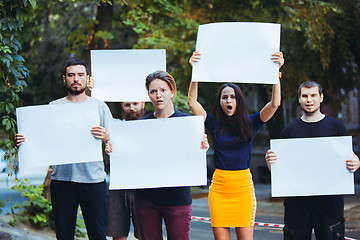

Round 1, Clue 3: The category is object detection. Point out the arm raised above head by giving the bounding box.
[187,51,207,121]
[260,52,284,122]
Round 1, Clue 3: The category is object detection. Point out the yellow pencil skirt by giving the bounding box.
[208,168,256,227]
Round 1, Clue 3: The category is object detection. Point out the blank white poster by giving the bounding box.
[90,49,166,102]
[192,22,280,84]
[16,102,102,167]
[108,116,207,190]
[270,136,354,197]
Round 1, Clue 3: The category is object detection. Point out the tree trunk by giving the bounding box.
[86,0,113,69]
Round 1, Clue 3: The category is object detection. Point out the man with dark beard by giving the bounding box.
[15,58,113,240]
[265,80,360,240]
[121,102,145,121]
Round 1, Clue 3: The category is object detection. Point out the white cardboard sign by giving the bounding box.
[108,116,207,190]
[192,22,280,84]
[270,136,354,197]
[16,102,102,167]
[90,49,166,102]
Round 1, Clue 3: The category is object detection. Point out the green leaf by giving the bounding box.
[2,118,12,131]
[5,102,14,114]
[13,55,25,62]
[28,0,37,9]
[3,58,10,68]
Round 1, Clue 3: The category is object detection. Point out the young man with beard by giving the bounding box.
[265,80,360,240]
[15,58,113,240]
[106,101,145,240]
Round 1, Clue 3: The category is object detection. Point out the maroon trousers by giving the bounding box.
[134,197,192,240]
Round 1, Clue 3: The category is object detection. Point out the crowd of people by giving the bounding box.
[14,49,360,240]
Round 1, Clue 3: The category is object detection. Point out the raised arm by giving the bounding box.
[187,51,207,121]
[259,52,284,122]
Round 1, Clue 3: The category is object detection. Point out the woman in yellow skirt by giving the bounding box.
[187,51,284,240]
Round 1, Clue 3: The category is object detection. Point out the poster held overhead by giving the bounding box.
[90,49,166,102]
[192,22,280,84]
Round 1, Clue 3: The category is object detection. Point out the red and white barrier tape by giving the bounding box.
[191,216,357,240]
[191,216,211,222]
[191,216,285,228]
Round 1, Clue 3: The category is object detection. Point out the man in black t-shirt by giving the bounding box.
[265,80,360,240]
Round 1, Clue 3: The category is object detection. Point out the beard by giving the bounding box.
[66,84,86,95]
[122,109,144,121]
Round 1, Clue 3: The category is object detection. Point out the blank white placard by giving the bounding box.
[16,102,102,167]
[192,22,280,84]
[90,49,166,102]
[108,116,207,190]
[270,136,354,197]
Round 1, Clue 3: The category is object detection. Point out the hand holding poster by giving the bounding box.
[192,22,281,84]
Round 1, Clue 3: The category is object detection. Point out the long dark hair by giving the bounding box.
[212,83,253,143]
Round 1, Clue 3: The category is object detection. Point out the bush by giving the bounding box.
[9,178,53,228]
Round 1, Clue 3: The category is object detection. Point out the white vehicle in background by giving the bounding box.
[0,149,48,187]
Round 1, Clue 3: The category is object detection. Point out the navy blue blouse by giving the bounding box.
[205,112,264,170]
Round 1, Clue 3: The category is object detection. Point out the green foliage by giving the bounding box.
[120,0,199,90]
[2,0,359,139]
[6,178,86,236]
[0,199,5,215]
[173,90,191,114]
[9,179,53,227]
[75,208,87,238]
[0,0,36,169]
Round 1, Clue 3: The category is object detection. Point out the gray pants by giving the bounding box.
[106,190,141,239]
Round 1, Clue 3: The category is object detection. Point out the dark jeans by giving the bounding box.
[50,180,107,240]
[283,195,345,240]
[134,197,192,240]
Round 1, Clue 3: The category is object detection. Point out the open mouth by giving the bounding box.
[227,106,233,110]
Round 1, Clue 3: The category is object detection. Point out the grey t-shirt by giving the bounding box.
[49,96,113,183]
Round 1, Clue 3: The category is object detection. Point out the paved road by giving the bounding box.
[189,193,284,240]
[125,184,360,240]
